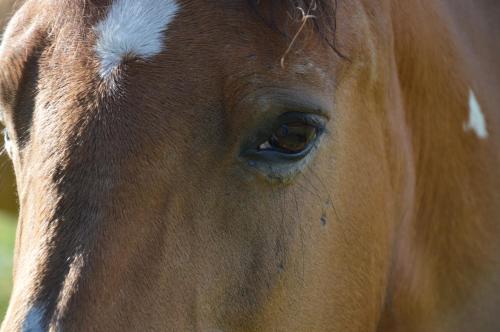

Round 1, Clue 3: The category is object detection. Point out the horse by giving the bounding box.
[0,0,499,331]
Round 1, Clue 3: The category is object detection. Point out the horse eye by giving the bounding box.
[259,123,318,154]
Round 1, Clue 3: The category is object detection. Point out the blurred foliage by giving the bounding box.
[0,211,15,321]
[0,160,17,213]
[1,0,19,215]
[0,0,21,322]
[0,131,18,213]
[0,135,17,322]
[0,141,17,323]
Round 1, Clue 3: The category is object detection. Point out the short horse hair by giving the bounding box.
[247,0,344,58]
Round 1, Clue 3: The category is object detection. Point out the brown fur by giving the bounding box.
[0,0,499,331]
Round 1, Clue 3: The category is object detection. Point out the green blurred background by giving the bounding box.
[0,144,17,320]
[1,0,19,322]
[0,210,16,321]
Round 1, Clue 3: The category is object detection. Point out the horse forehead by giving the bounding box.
[94,0,180,78]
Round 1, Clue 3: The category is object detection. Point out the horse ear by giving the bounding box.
[0,2,47,142]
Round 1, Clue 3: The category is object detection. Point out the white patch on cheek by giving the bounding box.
[464,90,488,139]
[94,0,180,78]
[22,306,45,332]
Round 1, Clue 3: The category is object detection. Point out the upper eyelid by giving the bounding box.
[234,87,333,117]
[275,101,330,120]
[273,112,327,130]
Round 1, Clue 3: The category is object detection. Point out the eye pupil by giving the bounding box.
[277,125,289,137]
[269,123,317,154]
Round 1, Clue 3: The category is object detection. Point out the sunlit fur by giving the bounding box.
[0,0,499,331]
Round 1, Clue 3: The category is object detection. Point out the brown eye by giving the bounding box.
[259,123,318,154]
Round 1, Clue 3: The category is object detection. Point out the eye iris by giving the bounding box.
[270,123,317,153]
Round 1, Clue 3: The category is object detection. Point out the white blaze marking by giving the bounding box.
[464,90,488,139]
[23,306,45,332]
[94,0,180,78]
